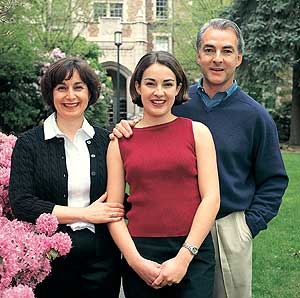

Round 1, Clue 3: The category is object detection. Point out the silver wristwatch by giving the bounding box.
[182,243,198,256]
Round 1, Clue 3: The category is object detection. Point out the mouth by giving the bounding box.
[62,102,80,107]
[151,100,166,105]
[210,67,224,72]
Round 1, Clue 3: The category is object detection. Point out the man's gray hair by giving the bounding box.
[196,18,245,54]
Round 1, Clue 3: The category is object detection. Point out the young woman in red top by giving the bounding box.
[107,51,220,298]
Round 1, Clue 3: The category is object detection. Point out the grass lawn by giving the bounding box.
[252,152,300,298]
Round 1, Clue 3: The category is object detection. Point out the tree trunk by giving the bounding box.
[289,52,300,146]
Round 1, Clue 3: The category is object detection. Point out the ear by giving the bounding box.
[236,54,243,67]
[176,83,182,96]
[196,51,201,66]
[135,81,141,95]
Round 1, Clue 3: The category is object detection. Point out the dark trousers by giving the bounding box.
[122,234,215,298]
[35,227,121,298]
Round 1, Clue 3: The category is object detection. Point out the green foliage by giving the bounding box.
[84,66,112,129]
[19,0,93,52]
[0,0,112,133]
[164,0,232,81]
[1,84,44,135]
[0,16,44,134]
[222,0,300,144]
[268,102,291,143]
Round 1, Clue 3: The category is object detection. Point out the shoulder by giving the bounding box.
[189,83,198,95]
[192,121,211,136]
[107,138,121,158]
[236,88,273,119]
[16,126,44,146]
[93,126,110,145]
[93,126,110,138]
[191,121,215,155]
[232,88,276,128]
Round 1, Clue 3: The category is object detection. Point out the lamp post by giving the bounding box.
[114,30,122,124]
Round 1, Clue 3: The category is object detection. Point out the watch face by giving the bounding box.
[183,243,198,255]
[191,247,198,255]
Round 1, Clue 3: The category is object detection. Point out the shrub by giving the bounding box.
[0,132,72,297]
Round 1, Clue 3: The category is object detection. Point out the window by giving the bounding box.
[110,3,123,17]
[154,36,169,52]
[94,2,123,22]
[94,3,107,20]
[156,0,168,20]
[93,2,123,21]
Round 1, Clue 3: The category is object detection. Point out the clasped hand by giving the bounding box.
[133,255,189,290]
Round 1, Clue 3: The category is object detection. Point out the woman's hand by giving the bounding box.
[131,256,162,287]
[151,252,190,289]
[84,192,124,223]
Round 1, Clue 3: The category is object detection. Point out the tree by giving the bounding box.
[21,0,94,52]
[0,0,112,134]
[223,0,300,145]
[0,3,44,134]
[166,0,232,81]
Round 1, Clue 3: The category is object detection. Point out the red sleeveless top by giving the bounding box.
[118,117,201,237]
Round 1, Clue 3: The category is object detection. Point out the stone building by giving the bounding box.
[80,0,174,122]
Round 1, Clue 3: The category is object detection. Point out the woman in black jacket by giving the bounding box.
[9,57,124,298]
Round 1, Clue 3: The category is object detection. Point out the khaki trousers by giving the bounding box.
[211,211,252,298]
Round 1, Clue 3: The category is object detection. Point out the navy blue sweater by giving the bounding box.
[173,85,288,237]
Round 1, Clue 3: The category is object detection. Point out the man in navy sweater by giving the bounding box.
[112,18,288,298]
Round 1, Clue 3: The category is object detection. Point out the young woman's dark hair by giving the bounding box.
[129,51,189,107]
[41,57,101,110]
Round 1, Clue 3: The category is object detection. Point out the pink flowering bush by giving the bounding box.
[35,213,59,236]
[0,132,17,219]
[2,284,35,298]
[0,132,72,297]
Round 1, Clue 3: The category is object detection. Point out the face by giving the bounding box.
[135,63,181,121]
[53,70,89,121]
[197,28,242,96]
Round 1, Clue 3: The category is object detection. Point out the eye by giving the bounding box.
[223,49,233,54]
[74,85,84,90]
[204,48,214,54]
[163,82,174,87]
[56,85,66,91]
[145,81,155,87]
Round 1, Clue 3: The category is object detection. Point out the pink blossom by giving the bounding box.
[0,167,10,187]
[49,48,66,59]
[0,132,72,296]
[0,215,72,294]
[2,284,34,298]
[36,213,58,236]
[50,232,72,256]
[0,133,16,219]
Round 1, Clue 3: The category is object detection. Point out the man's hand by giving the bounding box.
[109,118,139,140]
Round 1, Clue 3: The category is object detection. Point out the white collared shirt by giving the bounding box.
[44,113,95,233]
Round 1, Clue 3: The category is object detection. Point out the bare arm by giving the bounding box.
[52,192,124,224]
[153,121,220,287]
[106,139,161,286]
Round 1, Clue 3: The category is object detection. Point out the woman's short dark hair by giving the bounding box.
[129,51,189,107]
[40,57,101,110]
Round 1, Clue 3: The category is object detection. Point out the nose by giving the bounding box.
[154,85,164,97]
[66,88,76,100]
[213,50,223,63]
